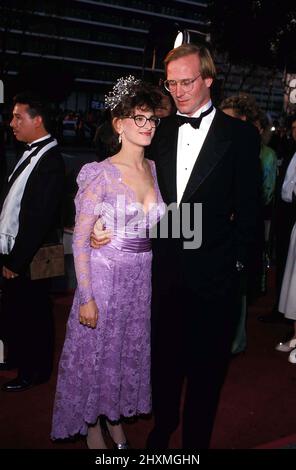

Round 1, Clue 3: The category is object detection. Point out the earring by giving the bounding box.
[118,134,122,144]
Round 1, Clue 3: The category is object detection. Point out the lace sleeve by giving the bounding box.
[73,163,105,304]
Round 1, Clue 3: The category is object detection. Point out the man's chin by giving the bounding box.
[177,104,191,114]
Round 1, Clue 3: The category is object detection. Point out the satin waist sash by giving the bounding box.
[109,235,151,253]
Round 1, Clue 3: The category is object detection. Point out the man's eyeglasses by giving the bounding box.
[163,74,201,93]
[124,115,160,128]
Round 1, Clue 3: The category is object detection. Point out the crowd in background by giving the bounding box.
[1,89,296,350]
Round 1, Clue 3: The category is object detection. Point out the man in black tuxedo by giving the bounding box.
[147,44,261,448]
[0,92,65,391]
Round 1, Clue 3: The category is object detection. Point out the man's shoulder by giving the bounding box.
[37,145,65,172]
[215,109,260,140]
[156,114,176,133]
[151,115,177,151]
[214,108,247,129]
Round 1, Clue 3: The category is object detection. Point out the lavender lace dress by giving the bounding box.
[51,158,164,439]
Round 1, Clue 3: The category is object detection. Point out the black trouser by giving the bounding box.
[1,275,53,381]
[148,275,239,449]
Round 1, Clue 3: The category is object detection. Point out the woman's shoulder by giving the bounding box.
[77,160,109,189]
[146,159,158,183]
[146,158,156,169]
[261,144,277,163]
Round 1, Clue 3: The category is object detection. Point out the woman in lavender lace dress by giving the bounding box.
[51,78,164,448]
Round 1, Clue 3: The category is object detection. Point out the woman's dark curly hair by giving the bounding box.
[94,81,162,156]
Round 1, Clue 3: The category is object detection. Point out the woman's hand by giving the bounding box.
[79,299,99,328]
[90,219,112,249]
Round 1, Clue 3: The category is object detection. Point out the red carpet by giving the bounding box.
[1,270,296,449]
[255,434,296,449]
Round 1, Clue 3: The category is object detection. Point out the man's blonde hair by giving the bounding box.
[164,43,216,80]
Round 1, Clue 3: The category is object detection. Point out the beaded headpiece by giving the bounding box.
[104,75,141,111]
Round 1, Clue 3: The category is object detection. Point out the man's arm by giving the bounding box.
[234,122,262,267]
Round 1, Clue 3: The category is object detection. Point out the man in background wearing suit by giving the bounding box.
[147,44,261,449]
[0,92,65,391]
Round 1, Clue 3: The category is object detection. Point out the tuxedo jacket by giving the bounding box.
[150,109,261,292]
[0,146,65,274]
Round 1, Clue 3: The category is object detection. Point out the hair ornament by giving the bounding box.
[104,75,141,111]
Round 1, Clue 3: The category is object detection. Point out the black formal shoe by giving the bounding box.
[257,312,291,324]
[1,376,47,392]
[0,362,17,371]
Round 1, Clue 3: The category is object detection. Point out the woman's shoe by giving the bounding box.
[104,420,129,449]
[113,441,129,450]
[288,348,296,364]
[275,338,296,352]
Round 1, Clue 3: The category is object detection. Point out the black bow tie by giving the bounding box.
[23,141,42,151]
[176,105,214,129]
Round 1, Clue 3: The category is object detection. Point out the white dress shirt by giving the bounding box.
[176,101,215,206]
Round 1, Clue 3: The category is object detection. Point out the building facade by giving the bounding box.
[0,0,208,110]
[0,0,286,117]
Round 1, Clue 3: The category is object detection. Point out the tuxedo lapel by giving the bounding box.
[181,110,231,204]
[8,148,39,186]
[0,146,41,213]
[0,137,56,214]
